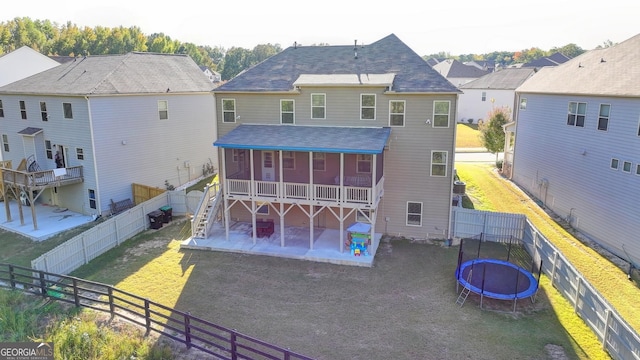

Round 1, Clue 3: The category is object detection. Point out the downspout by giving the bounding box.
[85,96,102,216]
[448,93,459,242]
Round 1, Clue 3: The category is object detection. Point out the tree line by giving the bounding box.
[2,17,611,81]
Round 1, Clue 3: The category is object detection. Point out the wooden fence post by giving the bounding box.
[39,271,47,298]
[8,264,15,288]
[231,331,238,360]
[108,287,115,318]
[72,278,80,307]
[185,312,192,349]
[144,299,151,335]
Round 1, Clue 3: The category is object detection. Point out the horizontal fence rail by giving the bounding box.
[454,208,640,360]
[0,263,315,360]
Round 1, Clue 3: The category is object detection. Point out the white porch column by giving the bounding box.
[279,150,285,247]
[371,154,377,206]
[309,151,314,249]
[250,149,257,243]
[340,152,345,249]
[221,148,230,241]
[280,202,285,247]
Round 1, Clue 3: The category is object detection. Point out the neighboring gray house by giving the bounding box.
[431,59,490,87]
[458,68,536,124]
[210,34,460,249]
[200,66,222,83]
[522,52,571,68]
[0,52,216,222]
[511,33,640,265]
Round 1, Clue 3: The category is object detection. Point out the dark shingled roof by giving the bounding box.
[17,127,43,136]
[459,68,536,90]
[0,52,214,95]
[432,59,491,78]
[214,34,460,94]
[214,124,391,154]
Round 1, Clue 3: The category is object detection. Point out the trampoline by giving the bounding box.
[455,258,538,300]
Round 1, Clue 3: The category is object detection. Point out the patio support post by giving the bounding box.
[221,149,230,241]
[28,189,37,230]
[371,154,377,206]
[309,152,314,250]
[3,187,10,222]
[340,153,345,250]
[280,202,285,247]
[250,149,257,244]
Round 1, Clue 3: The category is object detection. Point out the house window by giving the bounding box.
[597,104,610,131]
[231,149,245,162]
[636,164,640,176]
[610,158,619,170]
[2,134,9,152]
[45,140,53,159]
[312,153,325,171]
[356,209,370,223]
[63,103,73,119]
[623,161,632,173]
[519,98,527,110]
[356,154,372,173]
[282,151,295,170]
[222,99,236,123]
[361,94,376,120]
[406,202,422,226]
[433,101,450,127]
[257,203,269,215]
[40,102,48,121]
[431,151,447,176]
[19,100,27,119]
[0,99,4,117]
[281,99,294,124]
[481,92,486,102]
[158,100,168,120]
[567,101,586,127]
[76,148,84,160]
[311,93,325,119]
[389,100,405,126]
[88,189,96,209]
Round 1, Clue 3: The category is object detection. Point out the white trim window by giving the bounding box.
[19,100,27,119]
[76,148,84,160]
[356,209,371,223]
[406,201,422,226]
[356,154,372,173]
[40,101,48,121]
[158,100,169,120]
[222,99,236,123]
[389,100,405,127]
[281,99,295,124]
[433,101,450,128]
[431,151,447,176]
[88,189,96,209]
[312,152,326,171]
[311,93,325,119]
[257,203,269,215]
[481,92,486,102]
[45,140,53,159]
[231,149,244,163]
[282,151,295,170]
[567,101,586,127]
[0,99,4,117]
[63,102,73,119]
[2,134,9,152]
[360,94,376,120]
[519,98,527,110]
[636,164,640,176]
[610,158,619,170]
[623,161,632,173]
[597,104,610,131]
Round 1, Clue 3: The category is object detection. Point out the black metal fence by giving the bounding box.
[0,263,315,360]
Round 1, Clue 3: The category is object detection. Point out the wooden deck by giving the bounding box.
[1,166,84,191]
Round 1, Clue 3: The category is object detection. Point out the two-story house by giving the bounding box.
[430,59,490,87]
[202,34,460,262]
[0,52,216,227]
[511,33,640,266]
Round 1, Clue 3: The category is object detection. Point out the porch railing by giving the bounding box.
[2,166,83,188]
[225,177,384,205]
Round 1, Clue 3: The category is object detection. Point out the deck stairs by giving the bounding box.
[191,182,222,239]
[456,270,473,307]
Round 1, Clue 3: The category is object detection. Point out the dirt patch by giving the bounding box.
[545,344,569,360]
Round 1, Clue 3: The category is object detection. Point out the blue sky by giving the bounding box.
[3,0,638,56]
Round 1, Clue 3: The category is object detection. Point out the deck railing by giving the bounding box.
[2,166,83,189]
[225,177,384,205]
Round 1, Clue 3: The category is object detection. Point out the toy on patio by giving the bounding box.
[346,222,371,256]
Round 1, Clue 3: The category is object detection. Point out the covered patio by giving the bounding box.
[181,221,383,267]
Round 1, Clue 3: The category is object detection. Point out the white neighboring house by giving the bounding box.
[200,66,221,83]
[458,68,536,124]
[511,33,640,266]
[431,59,490,87]
[0,52,217,222]
[0,46,61,160]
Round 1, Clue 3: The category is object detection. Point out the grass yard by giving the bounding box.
[70,222,609,359]
[456,123,484,148]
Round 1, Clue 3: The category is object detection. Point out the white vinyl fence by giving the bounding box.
[451,207,640,360]
[30,190,197,276]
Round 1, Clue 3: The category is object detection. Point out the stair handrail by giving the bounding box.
[191,181,219,238]
[203,187,223,238]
